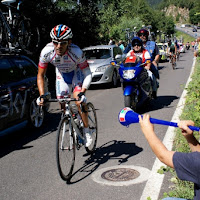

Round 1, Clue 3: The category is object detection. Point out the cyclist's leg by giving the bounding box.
[73,88,89,128]
[71,68,89,128]
[174,50,176,63]
[169,52,172,62]
[72,69,92,147]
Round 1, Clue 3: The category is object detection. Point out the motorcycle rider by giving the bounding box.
[124,29,160,81]
[137,29,160,80]
[126,37,158,99]
[37,24,93,147]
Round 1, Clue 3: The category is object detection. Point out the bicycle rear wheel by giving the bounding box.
[85,102,98,154]
[17,18,40,54]
[56,116,76,181]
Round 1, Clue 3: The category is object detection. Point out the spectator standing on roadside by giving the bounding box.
[108,37,114,45]
[118,40,125,52]
[194,37,200,57]
[139,114,200,200]
[191,41,195,50]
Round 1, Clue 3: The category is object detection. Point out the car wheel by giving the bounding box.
[111,70,118,87]
[28,98,45,128]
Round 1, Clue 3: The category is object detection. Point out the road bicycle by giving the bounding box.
[0,0,40,54]
[168,53,176,70]
[42,93,98,181]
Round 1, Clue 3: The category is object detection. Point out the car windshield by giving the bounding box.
[158,45,164,50]
[84,49,111,59]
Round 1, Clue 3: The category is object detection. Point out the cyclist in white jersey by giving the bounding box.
[37,24,92,147]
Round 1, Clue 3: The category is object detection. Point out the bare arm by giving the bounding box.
[37,67,47,96]
[139,114,175,168]
[154,45,160,64]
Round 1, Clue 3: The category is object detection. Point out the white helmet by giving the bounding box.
[50,24,73,40]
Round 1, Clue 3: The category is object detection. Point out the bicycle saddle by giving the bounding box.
[1,0,16,6]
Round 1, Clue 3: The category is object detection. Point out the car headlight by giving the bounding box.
[123,70,135,79]
[95,65,109,72]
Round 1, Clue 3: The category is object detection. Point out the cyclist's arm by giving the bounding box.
[37,67,47,96]
[81,67,92,92]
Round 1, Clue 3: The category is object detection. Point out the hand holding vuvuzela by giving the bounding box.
[118,107,200,132]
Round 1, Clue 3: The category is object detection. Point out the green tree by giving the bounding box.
[189,2,200,24]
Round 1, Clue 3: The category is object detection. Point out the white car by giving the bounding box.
[82,45,124,87]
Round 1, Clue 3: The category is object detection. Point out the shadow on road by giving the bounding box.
[0,112,61,158]
[67,140,143,184]
[138,95,179,114]
[89,82,121,90]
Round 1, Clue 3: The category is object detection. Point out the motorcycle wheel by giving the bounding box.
[124,95,136,111]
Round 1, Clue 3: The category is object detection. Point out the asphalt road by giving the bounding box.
[0,49,195,200]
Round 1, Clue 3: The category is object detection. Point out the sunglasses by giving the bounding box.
[138,34,146,37]
[133,43,142,47]
[52,40,68,45]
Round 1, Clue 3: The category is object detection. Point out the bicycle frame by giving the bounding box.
[65,107,85,146]
[48,97,85,148]
[0,8,13,42]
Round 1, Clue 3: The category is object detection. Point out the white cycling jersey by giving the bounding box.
[38,42,92,98]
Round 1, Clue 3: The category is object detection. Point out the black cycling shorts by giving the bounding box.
[170,47,175,53]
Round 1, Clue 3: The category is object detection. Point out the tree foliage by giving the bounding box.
[17,0,179,52]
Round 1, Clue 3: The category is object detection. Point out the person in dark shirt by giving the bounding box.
[139,114,200,200]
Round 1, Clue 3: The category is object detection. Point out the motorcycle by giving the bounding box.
[118,56,153,111]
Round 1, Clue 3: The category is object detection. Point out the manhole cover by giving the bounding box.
[92,165,150,186]
[101,168,140,182]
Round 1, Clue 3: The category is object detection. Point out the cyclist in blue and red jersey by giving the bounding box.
[37,24,92,147]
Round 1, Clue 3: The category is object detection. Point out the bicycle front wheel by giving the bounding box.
[85,102,98,154]
[56,116,76,181]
